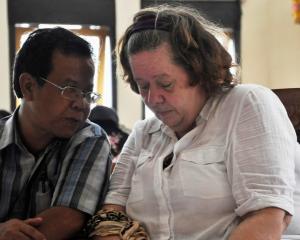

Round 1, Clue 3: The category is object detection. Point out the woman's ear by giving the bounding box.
[19,73,36,101]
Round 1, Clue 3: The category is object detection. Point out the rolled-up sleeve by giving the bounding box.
[228,86,296,217]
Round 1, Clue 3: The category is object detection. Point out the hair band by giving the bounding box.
[128,15,170,37]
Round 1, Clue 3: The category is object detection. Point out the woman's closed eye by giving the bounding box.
[160,82,173,90]
[137,81,173,93]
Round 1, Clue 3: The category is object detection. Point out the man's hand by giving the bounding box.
[0,217,46,240]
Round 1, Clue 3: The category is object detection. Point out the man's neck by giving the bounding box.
[17,105,54,155]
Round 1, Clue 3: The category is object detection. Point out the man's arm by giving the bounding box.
[36,206,87,240]
[229,207,291,240]
[37,130,111,240]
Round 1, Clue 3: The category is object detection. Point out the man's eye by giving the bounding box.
[139,85,149,91]
[63,86,77,93]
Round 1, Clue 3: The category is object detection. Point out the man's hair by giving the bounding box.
[13,27,93,98]
[117,4,238,96]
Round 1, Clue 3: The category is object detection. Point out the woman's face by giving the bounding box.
[129,42,208,138]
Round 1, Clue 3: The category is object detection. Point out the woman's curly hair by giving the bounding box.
[117,4,238,97]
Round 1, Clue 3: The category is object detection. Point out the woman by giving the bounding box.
[87,5,299,240]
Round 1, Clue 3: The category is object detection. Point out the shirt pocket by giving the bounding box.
[179,147,232,199]
[127,150,152,203]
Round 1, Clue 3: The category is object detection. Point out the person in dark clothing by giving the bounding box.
[89,105,129,169]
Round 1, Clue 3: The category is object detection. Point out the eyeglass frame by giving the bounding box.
[38,76,101,104]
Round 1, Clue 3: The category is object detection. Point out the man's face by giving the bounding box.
[129,42,207,138]
[28,50,95,139]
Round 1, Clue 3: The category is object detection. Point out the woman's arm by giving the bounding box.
[228,87,296,239]
[91,123,148,240]
[228,87,296,238]
[229,207,291,240]
[102,204,126,212]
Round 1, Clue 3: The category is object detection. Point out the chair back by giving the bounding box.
[272,88,300,142]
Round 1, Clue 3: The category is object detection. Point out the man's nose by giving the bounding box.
[71,95,89,111]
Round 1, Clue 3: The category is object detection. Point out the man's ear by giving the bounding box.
[19,73,37,101]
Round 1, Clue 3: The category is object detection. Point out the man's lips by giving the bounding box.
[65,117,83,124]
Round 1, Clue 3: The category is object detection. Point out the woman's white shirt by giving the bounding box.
[105,84,298,240]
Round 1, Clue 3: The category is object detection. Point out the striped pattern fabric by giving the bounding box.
[0,112,111,221]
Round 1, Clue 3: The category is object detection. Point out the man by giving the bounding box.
[0,27,111,240]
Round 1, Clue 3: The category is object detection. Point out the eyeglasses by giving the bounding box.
[39,77,101,104]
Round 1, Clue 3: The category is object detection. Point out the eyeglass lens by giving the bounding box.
[62,87,99,103]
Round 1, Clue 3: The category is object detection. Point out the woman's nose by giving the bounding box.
[146,87,164,105]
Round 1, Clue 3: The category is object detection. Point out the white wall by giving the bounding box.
[0,0,142,129]
[0,0,11,111]
[241,0,300,88]
[115,0,142,129]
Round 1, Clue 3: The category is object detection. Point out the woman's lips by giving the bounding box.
[156,110,173,118]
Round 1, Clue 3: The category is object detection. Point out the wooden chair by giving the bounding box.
[272,88,300,143]
[273,89,300,239]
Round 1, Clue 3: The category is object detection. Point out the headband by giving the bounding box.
[127,15,171,37]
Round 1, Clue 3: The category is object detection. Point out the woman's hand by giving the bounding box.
[91,204,126,240]
[93,236,121,240]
